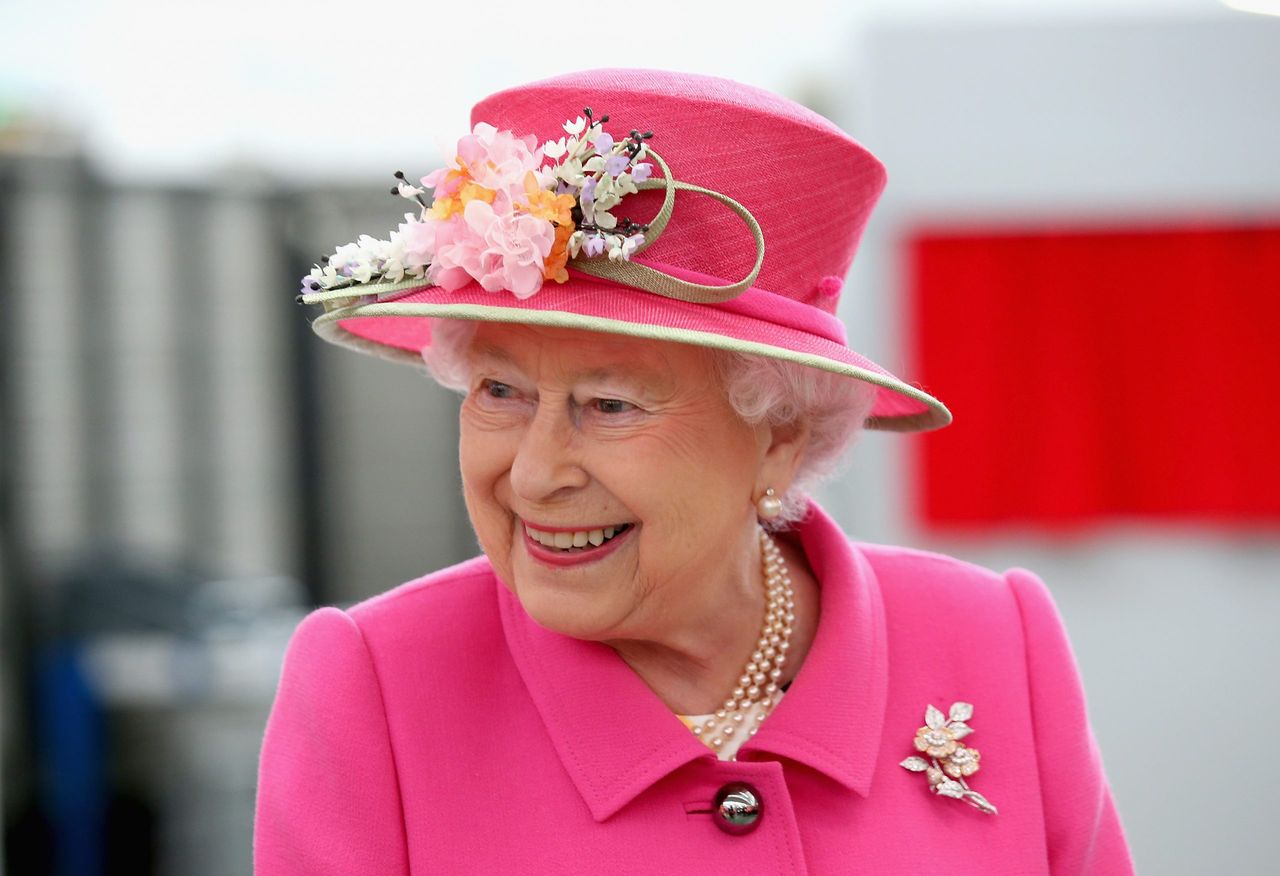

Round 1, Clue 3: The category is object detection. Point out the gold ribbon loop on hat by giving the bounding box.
[569,146,766,304]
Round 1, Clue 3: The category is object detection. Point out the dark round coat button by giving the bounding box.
[713,782,763,835]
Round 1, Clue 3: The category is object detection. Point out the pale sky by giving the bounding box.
[2,0,1225,182]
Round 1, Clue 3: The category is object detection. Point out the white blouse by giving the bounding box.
[674,687,789,761]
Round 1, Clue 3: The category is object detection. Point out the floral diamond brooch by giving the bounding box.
[899,702,998,815]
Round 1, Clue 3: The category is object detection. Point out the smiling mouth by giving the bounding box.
[523,522,634,553]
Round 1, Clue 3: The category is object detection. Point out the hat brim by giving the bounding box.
[307,276,951,433]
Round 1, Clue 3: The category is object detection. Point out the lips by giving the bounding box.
[520,521,635,568]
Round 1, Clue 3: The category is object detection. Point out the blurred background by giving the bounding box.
[2,0,1277,873]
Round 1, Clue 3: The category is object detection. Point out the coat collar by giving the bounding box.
[496,499,889,822]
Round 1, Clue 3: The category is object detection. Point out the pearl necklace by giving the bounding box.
[688,524,795,754]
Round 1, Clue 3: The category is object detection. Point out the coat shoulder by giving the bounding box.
[849,540,1036,652]
[334,553,503,655]
[853,540,1009,602]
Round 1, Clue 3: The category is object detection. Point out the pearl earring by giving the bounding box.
[756,487,782,519]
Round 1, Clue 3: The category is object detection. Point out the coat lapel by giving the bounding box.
[735,500,889,797]
[497,582,712,822]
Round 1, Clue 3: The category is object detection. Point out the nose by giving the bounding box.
[508,395,589,503]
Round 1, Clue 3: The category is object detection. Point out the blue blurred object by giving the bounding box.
[33,640,106,876]
[27,545,305,875]
[30,547,206,876]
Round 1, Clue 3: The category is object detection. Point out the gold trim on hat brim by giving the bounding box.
[309,300,952,433]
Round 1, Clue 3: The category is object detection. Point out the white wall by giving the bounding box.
[818,13,1280,874]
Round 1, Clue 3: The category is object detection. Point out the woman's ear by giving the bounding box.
[754,417,811,496]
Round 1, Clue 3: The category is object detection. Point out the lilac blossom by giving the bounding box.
[631,161,653,182]
[605,154,630,176]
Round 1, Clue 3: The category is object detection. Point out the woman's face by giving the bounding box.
[457,322,801,643]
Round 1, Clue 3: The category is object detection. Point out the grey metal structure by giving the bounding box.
[0,152,473,875]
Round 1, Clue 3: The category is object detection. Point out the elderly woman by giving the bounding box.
[254,69,1134,874]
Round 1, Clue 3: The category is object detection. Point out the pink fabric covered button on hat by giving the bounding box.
[296,67,951,432]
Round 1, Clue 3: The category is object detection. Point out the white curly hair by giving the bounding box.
[421,318,877,530]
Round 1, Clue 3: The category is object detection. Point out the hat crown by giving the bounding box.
[471,68,887,313]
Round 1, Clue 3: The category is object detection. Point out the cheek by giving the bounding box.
[602,424,757,534]
[458,418,518,545]
[459,406,517,483]
[644,415,758,489]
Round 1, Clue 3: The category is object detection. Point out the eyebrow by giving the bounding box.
[470,345,668,390]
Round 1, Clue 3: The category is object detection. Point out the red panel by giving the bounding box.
[907,221,1280,530]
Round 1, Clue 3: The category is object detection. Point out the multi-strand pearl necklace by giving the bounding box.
[688,524,795,755]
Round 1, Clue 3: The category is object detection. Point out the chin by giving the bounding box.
[508,562,623,642]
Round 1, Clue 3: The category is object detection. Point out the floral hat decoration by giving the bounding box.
[295,68,951,432]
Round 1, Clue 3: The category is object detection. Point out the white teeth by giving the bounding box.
[524,523,629,551]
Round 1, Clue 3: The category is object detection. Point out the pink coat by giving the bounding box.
[253,501,1134,873]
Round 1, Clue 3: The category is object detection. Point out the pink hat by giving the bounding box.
[297,68,950,432]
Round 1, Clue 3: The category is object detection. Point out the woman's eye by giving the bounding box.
[472,380,525,410]
[482,380,516,399]
[593,398,635,414]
